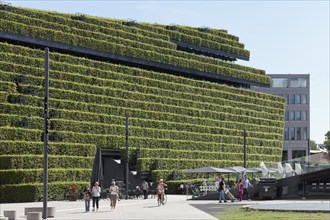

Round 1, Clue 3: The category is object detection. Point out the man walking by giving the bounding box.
[243,174,253,200]
[218,176,227,203]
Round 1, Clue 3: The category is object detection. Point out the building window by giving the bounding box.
[284,127,289,140]
[295,94,301,104]
[282,94,289,104]
[284,111,289,121]
[290,95,295,104]
[282,150,288,161]
[295,111,301,121]
[292,150,306,159]
[290,127,295,141]
[301,94,307,104]
[303,127,308,140]
[301,111,307,121]
[290,78,307,88]
[272,78,288,88]
[290,111,295,121]
[297,127,302,141]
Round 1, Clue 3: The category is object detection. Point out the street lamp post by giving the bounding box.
[42,47,49,220]
[125,113,129,199]
[243,128,247,168]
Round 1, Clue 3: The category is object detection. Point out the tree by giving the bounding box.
[324,131,330,151]
[309,140,318,150]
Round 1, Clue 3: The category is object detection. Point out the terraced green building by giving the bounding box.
[0,5,285,202]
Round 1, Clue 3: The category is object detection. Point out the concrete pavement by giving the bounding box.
[1,196,329,220]
[0,195,217,220]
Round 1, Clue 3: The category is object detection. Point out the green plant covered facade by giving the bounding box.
[0,5,285,202]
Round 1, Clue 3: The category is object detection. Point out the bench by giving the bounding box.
[0,216,9,220]
[3,210,16,220]
[27,212,41,220]
[24,207,55,218]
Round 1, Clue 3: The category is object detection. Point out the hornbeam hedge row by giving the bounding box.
[0,140,96,156]
[7,92,283,128]
[0,42,278,102]
[8,6,170,40]
[0,114,282,143]
[0,182,87,203]
[0,102,283,135]
[10,6,246,54]
[0,6,285,201]
[0,11,177,50]
[0,59,281,114]
[0,168,91,185]
[0,154,93,169]
[16,82,283,123]
[0,20,270,84]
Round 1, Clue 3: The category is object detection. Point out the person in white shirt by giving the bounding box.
[141,180,149,199]
[243,174,253,200]
[91,182,101,211]
[109,181,119,211]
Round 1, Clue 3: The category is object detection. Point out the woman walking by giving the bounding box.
[92,182,101,211]
[83,184,92,212]
[109,181,119,211]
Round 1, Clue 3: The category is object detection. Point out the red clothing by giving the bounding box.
[238,182,244,201]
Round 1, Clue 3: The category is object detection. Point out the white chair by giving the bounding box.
[295,163,302,175]
[277,162,286,178]
[285,163,295,177]
[260,161,270,178]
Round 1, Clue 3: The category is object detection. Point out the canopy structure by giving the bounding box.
[225,166,246,173]
[185,167,235,174]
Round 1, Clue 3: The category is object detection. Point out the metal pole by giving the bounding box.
[125,113,129,199]
[43,48,49,219]
[307,138,310,173]
[243,128,246,168]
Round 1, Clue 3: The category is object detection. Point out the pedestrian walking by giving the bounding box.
[92,182,101,211]
[243,174,253,200]
[141,180,149,199]
[83,184,92,212]
[109,181,119,211]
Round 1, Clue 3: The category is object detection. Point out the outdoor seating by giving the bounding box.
[26,212,41,220]
[3,210,16,220]
[24,207,55,218]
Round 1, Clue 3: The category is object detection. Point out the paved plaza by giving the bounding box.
[1,195,329,220]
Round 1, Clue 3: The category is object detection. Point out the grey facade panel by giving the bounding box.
[252,74,310,160]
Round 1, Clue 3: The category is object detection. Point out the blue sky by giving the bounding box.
[6,0,330,143]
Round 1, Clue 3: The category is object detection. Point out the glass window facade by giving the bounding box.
[284,127,289,140]
[301,94,307,104]
[301,111,307,121]
[282,150,288,161]
[290,95,295,104]
[290,127,295,141]
[303,127,308,140]
[292,150,306,159]
[284,111,289,121]
[290,111,295,121]
[290,78,307,88]
[295,94,301,104]
[295,111,301,121]
[297,127,302,140]
[272,78,288,87]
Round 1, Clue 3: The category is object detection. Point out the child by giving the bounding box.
[238,179,244,201]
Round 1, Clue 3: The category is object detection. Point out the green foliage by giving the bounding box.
[0,140,96,156]
[0,18,270,84]
[0,168,91,184]
[324,131,330,151]
[0,42,283,104]
[0,154,93,169]
[0,182,87,203]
